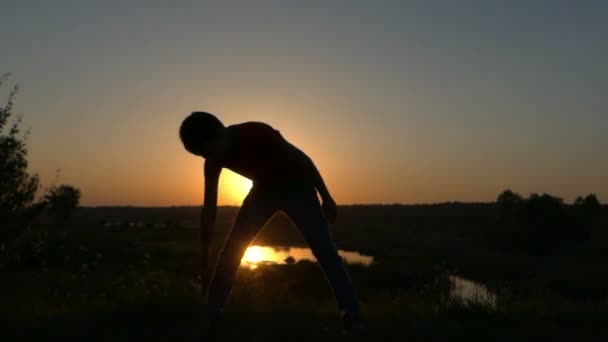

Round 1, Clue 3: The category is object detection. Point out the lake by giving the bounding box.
[240,245,374,269]
[240,245,496,306]
[449,275,497,306]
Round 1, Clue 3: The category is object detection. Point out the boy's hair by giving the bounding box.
[179,112,225,155]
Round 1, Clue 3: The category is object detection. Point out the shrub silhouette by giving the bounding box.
[497,190,602,252]
[44,184,81,223]
[0,74,39,237]
[571,194,601,241]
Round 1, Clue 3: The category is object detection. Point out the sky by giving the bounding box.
[1,1,607,206]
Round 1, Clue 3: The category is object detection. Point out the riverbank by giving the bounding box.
[1,205,607,340]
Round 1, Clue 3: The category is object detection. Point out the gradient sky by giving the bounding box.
[1,1,607,206]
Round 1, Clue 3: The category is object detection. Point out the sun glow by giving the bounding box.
[241,246,296,269]
[242,246,265,263]
[241,246,274,269]
[219,169,253,205]
[240,245,375,269]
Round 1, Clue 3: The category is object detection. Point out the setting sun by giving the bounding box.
[241,246,271,269]
[219,169,253,205]
[242,246,264,263]
[240,246,291,269]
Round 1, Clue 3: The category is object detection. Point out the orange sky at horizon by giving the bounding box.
[24,100,606,207]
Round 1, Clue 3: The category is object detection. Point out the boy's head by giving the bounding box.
[180,112,225,157]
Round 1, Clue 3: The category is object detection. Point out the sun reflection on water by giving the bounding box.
[240,245,373,269]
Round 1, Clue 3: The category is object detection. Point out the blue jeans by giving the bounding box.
[206,183,360,317]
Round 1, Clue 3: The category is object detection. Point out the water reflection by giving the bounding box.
[449,275,497,306]
[241,245,374,269]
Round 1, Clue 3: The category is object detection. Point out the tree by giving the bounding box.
[581,194,600,212]
[496,189,524,220]
[523,193,567,245]
[44,184,81,223]
[497,189,524,205]
[495,189,589,252]
[0,74,39,226]
[573,194,601,240]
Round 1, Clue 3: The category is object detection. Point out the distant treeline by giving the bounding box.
[71,202,503,231]
[65,194,606,254]
[497,190,603,253]
[72,199,606,230]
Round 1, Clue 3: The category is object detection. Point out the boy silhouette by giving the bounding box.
[179,112,360,332]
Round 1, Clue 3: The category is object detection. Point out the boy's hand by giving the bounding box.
[322,197,338,224]
[200,207,214,294]
[200,248,211,295]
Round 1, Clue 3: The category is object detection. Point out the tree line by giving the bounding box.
[497,189,602,252]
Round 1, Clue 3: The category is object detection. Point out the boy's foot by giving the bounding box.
[341,311,365,334]
[204,309,223,340]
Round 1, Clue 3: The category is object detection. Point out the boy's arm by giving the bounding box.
[296,150,338,223]
[200,160,221,287]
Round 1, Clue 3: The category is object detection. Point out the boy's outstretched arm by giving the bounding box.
[295,149,337,223]
[313,164,338,223]
[200,160,221,290]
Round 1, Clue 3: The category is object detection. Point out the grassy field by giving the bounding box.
[1,205,608,341]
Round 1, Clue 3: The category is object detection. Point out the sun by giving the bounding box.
[242,246,264,264]
[219,169,253,205]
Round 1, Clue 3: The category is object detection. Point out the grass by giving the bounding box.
[1,214,607,341]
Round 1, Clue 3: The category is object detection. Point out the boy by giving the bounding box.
[179,112,360,332]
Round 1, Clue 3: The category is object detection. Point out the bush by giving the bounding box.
[496,190,602,252]
[0,74,39,236]
[44,184,81,223]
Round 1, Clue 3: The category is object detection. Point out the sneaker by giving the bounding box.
[341,311,361,333]
[204,309,223,340]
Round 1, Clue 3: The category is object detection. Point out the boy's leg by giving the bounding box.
[206,188,277,316]
[283,188,360,319]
